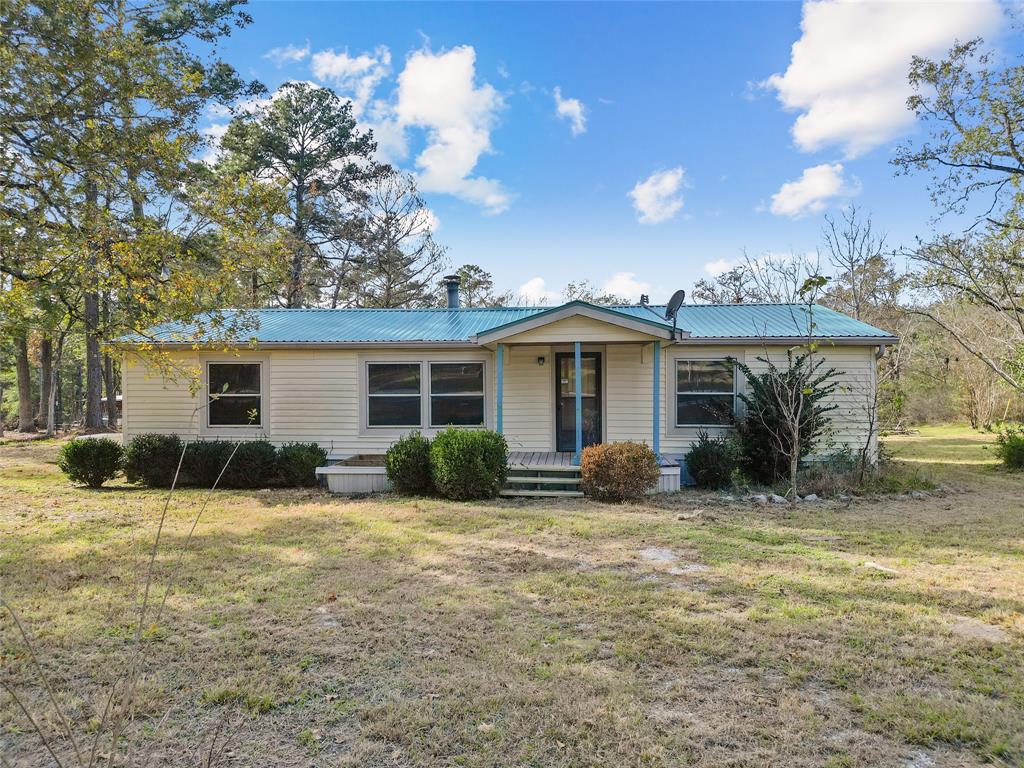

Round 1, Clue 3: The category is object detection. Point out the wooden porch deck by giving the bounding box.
[508,451,576,468]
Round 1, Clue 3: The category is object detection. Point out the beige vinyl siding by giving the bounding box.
[742,345,877,457]
[498,344,553,451]
[659,344,877,456]
[123,341,880,460]
[122,351,202,439]
[498,315,661,344]
[605,343,654,444]
[124,347,495,454]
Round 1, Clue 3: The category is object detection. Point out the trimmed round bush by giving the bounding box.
[995,426,1024,470]
[385,431,433,493]
[278,442,327,487]
[184,440,233,487]
[685,430,740,489]
[219,440,278,489]
[125,433,185,487]
[58,438,124,488]
[430,428,508,500]
[580,441,660,502]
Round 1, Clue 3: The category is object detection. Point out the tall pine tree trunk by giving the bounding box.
[35,335,52,429]
[46,336,64,437]
[84,181,103,429]
[103,353,118,428]
[14,336,35,432]
[84,291,103,428]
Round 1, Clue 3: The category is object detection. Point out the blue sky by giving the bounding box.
[210,1,1012,302]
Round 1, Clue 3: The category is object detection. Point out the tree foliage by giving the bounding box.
[218,81,384,307]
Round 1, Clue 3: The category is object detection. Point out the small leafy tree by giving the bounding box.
[734,351,839,497]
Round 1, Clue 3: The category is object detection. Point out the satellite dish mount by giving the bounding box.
[664,289,686,339]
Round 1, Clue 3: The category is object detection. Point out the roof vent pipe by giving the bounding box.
[443,274,461,309]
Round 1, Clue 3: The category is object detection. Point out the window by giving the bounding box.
[676,359,734,426]
[430,362,484,426]
[367,363,421,427]
[208,363,262,427]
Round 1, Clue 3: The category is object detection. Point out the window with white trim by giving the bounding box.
[367,363,422,427]
[208,362,262,427]
[675,359,735,426]
[430,362,484,426]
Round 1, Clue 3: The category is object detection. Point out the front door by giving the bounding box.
[555,352,602,452]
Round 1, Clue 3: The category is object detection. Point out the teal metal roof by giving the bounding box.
[127,302,895,345]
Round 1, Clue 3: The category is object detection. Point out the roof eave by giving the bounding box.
[472,301,676,344]
[115,340,482,350]
[670,335,900,346]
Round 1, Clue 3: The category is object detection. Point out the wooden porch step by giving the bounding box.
[509,464,581,473]
[499,489,584,498]
[505,475,581,484]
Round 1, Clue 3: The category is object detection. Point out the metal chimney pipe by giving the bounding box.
[443,274,460,309]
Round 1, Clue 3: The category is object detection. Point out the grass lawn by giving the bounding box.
[1,426,1022,767]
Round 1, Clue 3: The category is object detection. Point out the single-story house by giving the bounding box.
[117,277,897,495]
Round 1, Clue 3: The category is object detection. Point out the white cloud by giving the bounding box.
[395,45,510,214]
[703,259,735,277]
[628,167,686,224]
[517,277,560,305]
[601,272,655,302]
[263,42,310,67]
[553,86,586,136]
[769,162,860,218]
[763,0,1003,157]
[311,46,392,115]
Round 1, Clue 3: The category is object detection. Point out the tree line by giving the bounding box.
[1,7,1021,435]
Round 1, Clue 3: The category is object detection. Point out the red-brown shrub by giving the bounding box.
[580,441,660,502]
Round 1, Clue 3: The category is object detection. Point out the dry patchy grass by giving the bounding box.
[1,429,1022,767]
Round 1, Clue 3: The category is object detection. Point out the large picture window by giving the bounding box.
[208,363,262,427]
[367,363,422,427]
[676,359,735,426]
[430,363,484,426]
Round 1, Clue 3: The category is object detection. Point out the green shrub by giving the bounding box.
[57,438,124,488]
[385,432,433,493]
[219,441,278,489]
[995,426,1024,470]
[124,433,185,487]
[734,351,839,483]
[429,428,508,500]
[278,442,327,487]
[580,441,660,502]
[685,430,740,489]
[184,440,233,487]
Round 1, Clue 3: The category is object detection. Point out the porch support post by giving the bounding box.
[496,343,504,435]
[574,341,582,464]
[652,340,661,457]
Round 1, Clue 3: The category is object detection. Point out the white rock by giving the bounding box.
[862,561,899,576]
[669,564,709,575]
[803,493,820,502]
[770,494,788,504]
[750,494,768,504]
[638,547,677,563]
[910,491,927,499]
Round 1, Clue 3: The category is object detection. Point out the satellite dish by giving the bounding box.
[665,289,686,320]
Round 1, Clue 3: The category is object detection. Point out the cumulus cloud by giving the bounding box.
[395,45,510,214]
[628,167,686,224]
[763,0,1003,157]
[553,87,586,136]
[703,259,735,277]
[601,272,657,303]
[769,163,859,218]
[517,277,560,305]
[311,46,392,115]
[263,42,310,67]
